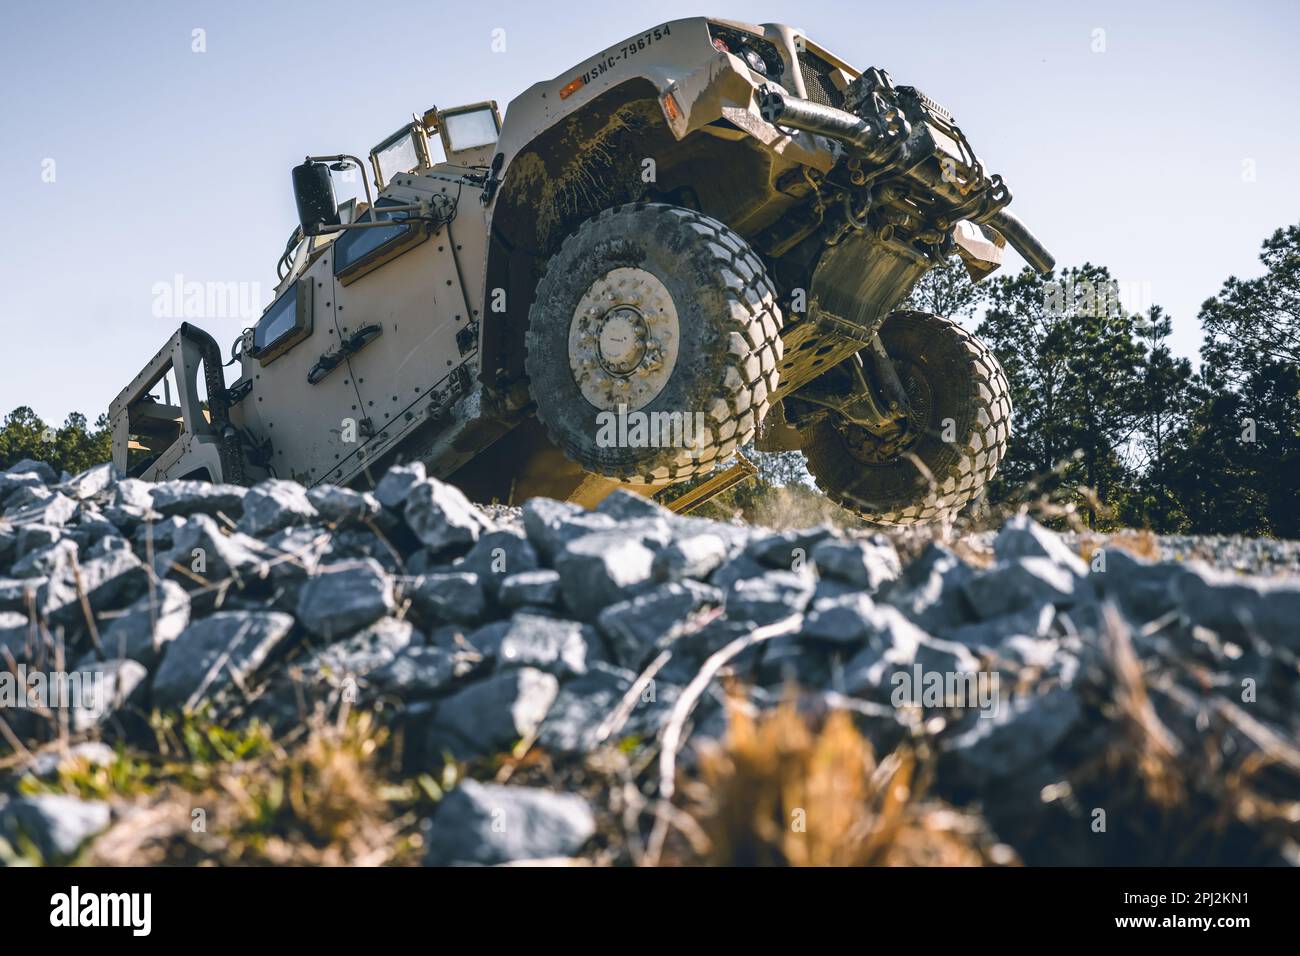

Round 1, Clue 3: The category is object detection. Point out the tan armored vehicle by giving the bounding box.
[110,16,1053,524]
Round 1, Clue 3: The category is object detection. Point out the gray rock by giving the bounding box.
[307,485,382,525]
[368,645,468,700]
[0,610,37,663]
[963,557,1088,620]
[3,484,48,511]
[995,515,1088,576]
[39,548,150,624]
[12,538,78,578]
[846,631,985,708]
[811,536,902,591]
[111,478,157,511]
[102,479,159,529]
[5,490,77,527]
[0,473,47,507]
[884,543,975,632]
[0,578,42,615]
[995,634,1063,670]
[403,478,492,555]
[652,531,729,583]
[374,462,427,511]
[521,497,616,562]
[97,579,191,667]
[747,525,838,570]
[913,633,983,676]
[424,780,595,865]
[74,505,120,545]
[428,622,474,651]
[1173,564,1300,651]
[537,666,633,754]
[405,571,486,625]
[296,559,396,639]
[709,552,773,592]
[555,532,656,620]
[597,580,722,666]
[15,523,63,558]
[264,524,332,574]
[0,794,110,861]
[132,515,189,552]
[69,658,149,734]
[467,613,592,677]
[6,458,58,483]
[426,667,559,757]
[86,534,131,559]
[538,664,676,754]
[802,592,879,645]
[594,489,669,521]
[453,528,540,597]
[60,462,119,501]
[329,526,402,573]
[841,607,931,694]
[153,611,296,711]
[150,480,248,517]
[498,569,562,609]
[154,514,275,585]
[943,602,1056,648]
[299,617,416,687]
[944,687,1084,787]
[726,569,815,625]
[238,480,319,537]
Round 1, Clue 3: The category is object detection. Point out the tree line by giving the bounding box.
[910,221,1299,536]
[0,407,113,479]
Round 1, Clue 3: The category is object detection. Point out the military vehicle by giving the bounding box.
[110,16,1053,524]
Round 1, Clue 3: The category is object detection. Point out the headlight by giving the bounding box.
[741,46,768,75]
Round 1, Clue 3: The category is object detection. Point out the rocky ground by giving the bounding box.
[0,457,1296,866]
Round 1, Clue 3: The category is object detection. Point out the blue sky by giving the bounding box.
[1,0,1297,424]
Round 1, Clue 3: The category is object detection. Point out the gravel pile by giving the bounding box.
[0,457,1297,865]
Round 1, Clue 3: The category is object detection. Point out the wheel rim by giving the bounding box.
[567,267,680,411]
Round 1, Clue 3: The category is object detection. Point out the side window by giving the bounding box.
[252,279,313,364]
[333,199,426,286]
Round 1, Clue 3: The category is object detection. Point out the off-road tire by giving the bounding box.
[525,203,783,483]
[800,310,1011,525]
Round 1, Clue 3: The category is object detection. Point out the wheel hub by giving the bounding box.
[569,267,680,411]
[596,309,648,374]
[838,361,933,465]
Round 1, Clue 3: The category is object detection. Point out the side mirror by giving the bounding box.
[291,160,340,237]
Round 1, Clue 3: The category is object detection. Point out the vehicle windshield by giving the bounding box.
[443,108,498,152]
[373,128,421,185]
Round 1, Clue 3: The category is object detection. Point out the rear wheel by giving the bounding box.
[799,310,1011,525]
[525,203,783,483]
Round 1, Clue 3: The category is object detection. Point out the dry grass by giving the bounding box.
[1077,529,1161,565]
[71,711,419,866]
[1052,607,1300,865]
[687,695,1014,866]
[744,484,855,532]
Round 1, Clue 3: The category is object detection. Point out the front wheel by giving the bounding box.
[524,203,783,484]
[799,310,1012,525]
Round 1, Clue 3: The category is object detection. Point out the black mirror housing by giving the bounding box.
[291,161,340,237]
